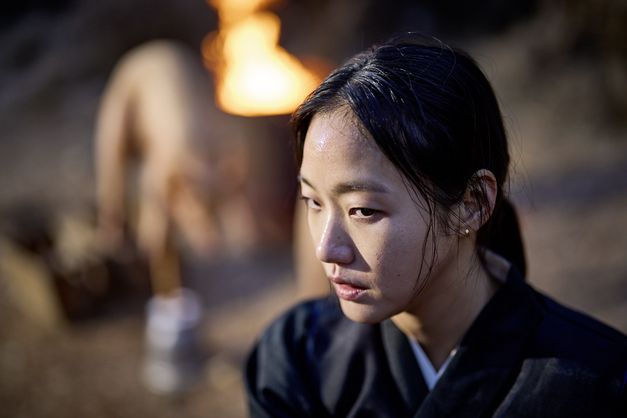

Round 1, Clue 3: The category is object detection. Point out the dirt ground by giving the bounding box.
[0,5,626,418]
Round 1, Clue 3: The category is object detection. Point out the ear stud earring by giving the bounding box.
[462,228,470,237]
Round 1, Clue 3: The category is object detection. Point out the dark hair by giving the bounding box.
[291,34,526,277]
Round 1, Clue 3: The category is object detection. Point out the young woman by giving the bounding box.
[245,35,627,417]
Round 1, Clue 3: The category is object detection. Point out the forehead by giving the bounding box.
[300,109,405,191]
[303,110,382,165]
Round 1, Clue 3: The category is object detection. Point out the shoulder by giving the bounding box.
[511,286,627,415]
[255,297,346,344]
[252,297,377,363]
[484,278,627,416]
[245,298,381,417]
[529,287,627,372]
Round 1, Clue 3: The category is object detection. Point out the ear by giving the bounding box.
[458,169,497,234]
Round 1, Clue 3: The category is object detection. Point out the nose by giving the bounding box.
[315,214,354,265]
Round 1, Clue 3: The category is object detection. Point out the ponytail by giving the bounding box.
[478,198,526,278]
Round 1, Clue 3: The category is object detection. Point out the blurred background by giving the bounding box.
[0,0,626,417]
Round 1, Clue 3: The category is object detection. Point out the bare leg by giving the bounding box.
[137,167,181,295]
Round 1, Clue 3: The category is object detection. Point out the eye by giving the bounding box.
[301,196,321,210]
[349,207,378,219]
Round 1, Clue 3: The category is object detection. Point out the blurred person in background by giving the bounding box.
[94,39,257,394]
[246,35,627,417]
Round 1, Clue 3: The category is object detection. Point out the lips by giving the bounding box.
[329,276,368,302]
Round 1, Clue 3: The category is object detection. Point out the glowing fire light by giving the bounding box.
[203,0,321,117]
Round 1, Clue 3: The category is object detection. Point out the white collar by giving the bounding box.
[407,337,457,391]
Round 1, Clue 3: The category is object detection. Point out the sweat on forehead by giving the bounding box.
[305,108,380,153]
[304,111,386,166]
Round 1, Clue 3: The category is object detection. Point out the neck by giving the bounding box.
[392,241,499,369]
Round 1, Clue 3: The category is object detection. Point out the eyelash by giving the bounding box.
[300,196,321,210]
[349,207,378,219]
[301,196,381,221]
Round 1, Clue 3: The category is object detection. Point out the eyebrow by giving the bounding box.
[298,175,390,195]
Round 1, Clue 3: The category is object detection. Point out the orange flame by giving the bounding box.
[203,0,321,117]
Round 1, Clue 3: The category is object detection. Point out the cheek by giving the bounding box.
[359,219,426,278]
[384,230,424,278]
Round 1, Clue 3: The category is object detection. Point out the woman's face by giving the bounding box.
[299,109,456,324]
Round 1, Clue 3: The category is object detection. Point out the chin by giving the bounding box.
[338,299,391,324]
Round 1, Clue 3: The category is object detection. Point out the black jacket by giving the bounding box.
[245,271,627,417]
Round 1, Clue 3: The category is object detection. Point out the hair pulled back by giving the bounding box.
[292,35,526,277]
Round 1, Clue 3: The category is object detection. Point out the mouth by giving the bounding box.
[328,276,369,302]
